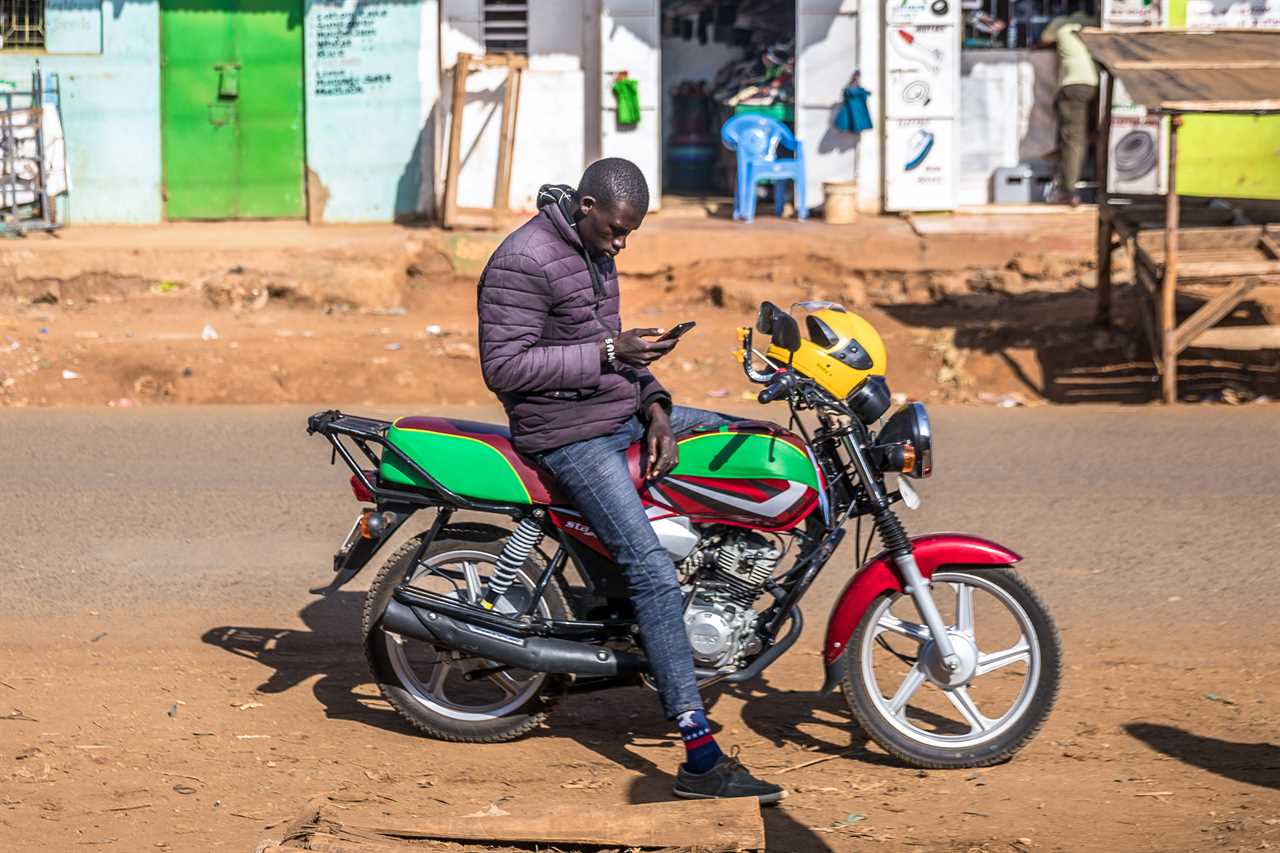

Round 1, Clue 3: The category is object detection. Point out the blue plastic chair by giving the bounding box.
[721,114,807,223]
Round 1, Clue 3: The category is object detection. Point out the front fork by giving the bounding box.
[847,417,958,671]
[894,550,960,671]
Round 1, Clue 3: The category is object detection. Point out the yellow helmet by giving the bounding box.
[766,306,887,398]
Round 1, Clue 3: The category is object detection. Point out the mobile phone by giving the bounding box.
[657,321,697,341]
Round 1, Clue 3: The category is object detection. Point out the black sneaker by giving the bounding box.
[672,752,786,804]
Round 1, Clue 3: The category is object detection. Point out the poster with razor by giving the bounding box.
[886,118,957,210]
[886,26,955,118]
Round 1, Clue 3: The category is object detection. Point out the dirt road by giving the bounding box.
[2,405,1278,852]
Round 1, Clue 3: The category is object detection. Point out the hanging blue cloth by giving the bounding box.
[834,86,873,134]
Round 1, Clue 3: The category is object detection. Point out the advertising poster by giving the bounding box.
[886,118,956,210]
[1107,112,1163,195]
[1185,0,1280,27]
[1102,0,1163,25]
[887,0,959,26]
[886,25,956,118]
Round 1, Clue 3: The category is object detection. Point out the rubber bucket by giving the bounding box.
[823,180,859,224]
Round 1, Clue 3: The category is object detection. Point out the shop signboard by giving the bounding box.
[885,0,960,210]
[886,0,959,26]
[885,25,956,118]
[1184,0,1280,27]
[1108,112,1163,194]
[1102,0,1164,26]
[886,117,957,209]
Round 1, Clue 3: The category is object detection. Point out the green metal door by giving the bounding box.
[160,0,305,219]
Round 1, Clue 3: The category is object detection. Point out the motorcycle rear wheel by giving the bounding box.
[840,568,1060,769]
[363,523,571,743]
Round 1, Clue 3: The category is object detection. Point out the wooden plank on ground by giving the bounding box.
[1188,325,1280,350]
[304,833,422,853]
[314,798,765,851]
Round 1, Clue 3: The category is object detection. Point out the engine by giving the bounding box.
[680,530,782,670]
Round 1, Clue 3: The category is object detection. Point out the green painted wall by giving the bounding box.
[1164,0,1280,200]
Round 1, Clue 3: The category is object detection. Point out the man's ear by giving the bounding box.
[577,194,597,216]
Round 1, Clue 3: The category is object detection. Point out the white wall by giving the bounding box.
[440,0,586,213]
[797,0,861,209]
[855,0,881,211]
[957,49,1056,205]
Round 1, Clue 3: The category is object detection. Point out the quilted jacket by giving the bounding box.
[477,185,669,455]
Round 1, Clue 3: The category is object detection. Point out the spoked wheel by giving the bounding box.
[841,568,1060,768]
[363,524,571,743]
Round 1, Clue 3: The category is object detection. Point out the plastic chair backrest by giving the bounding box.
[721,114,796,162]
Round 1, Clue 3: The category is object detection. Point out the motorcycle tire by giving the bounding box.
[363,523,572,743]
[839,568,1061,769]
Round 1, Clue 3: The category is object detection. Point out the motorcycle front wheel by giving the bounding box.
[840,568,1061,769]
[363,523,571,743]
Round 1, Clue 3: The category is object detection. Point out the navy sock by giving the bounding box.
[676,709,723,774]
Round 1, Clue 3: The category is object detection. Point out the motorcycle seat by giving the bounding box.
[383,416,589,505]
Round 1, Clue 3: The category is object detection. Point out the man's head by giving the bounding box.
[574,158,649,258]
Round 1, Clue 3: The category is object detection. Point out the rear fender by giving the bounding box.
[819,533,1021,692]
[310,505,415,595]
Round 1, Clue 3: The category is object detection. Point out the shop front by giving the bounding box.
[880,0,1100,210]
[596,0,863,212]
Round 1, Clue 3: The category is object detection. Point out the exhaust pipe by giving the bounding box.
[381,599,646,677]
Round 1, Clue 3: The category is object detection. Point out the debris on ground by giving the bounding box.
[264,793,765,852]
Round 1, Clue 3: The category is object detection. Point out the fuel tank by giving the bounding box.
[643,421,822,531]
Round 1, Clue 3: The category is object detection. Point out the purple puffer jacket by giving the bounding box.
[477,185,670,455]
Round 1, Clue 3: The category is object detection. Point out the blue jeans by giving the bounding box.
[539,405,731,718]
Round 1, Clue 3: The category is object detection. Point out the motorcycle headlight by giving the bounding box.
[847,376,891,424]
[875,403,933,478]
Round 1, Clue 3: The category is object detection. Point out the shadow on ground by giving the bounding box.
[202,591,418,737]
[203,595,859,851]
[1125,723,1280,790]
[879,288,1280,404]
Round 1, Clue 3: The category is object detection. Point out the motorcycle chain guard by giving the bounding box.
[819,533,1021,692]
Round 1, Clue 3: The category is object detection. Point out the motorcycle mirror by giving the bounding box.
[772,313,803,353]
[755,301,781,335]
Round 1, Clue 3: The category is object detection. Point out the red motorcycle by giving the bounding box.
[307,301,1060,768]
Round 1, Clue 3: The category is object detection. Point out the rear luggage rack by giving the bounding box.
[307,409,528,515]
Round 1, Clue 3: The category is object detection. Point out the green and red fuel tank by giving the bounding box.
[377,417,823,530]
[635,421,824,531]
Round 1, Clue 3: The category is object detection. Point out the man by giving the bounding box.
[1040,12,1100,206]
[477,157,783,803]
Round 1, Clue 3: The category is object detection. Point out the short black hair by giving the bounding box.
[577,157,650,213]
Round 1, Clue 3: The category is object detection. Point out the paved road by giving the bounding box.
[3,403,1276,647]
[2,404,1278,853]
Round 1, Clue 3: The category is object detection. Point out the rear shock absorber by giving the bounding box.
[480,510,545,610]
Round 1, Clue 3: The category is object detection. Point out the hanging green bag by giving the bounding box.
[612,77,641,127]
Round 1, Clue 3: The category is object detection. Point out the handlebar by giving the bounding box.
[757,371,796,404]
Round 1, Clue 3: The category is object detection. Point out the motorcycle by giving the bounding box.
[306,300,1060,768]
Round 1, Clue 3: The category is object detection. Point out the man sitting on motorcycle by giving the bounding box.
[476,157,784,803]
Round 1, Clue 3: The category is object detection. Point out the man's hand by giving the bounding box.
[605,328,678,368]
[645,402,678,481]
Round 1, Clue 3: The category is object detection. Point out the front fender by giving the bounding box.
[818,533,1021,692]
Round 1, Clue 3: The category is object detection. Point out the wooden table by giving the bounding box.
[1082,28,1280,403]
